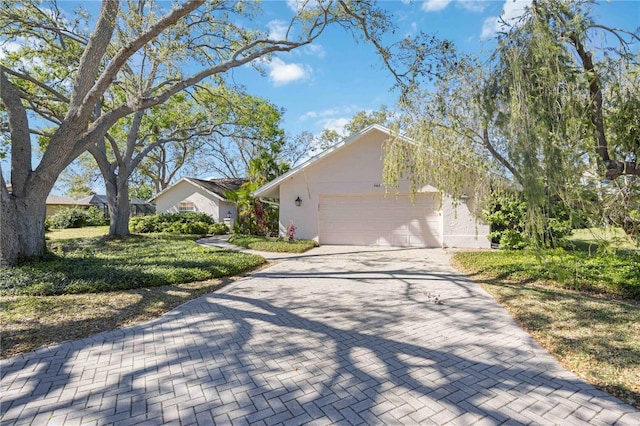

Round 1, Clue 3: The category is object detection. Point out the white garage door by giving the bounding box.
[319,193,442,247]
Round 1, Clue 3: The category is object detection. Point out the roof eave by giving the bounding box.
[253,124,397,198]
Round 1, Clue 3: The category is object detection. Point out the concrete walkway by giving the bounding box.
[1,245,639,425]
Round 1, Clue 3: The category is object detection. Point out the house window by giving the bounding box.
[178,201,196,212]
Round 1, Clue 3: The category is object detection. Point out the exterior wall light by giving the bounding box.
[295,196,302,206]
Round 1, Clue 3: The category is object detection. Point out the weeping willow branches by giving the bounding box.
[385,0,640,244]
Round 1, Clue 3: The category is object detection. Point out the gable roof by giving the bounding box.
[151,177,247,202]
[46,194,90,206]
[77,194,154,206]
[253,124,404,198]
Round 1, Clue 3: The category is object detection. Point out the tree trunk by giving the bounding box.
[105,174,131,237]
[1,189,48,266]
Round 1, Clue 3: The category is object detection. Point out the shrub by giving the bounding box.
[499,229,528,250]
[485,195,527,249]
[46,206,108,230]
[47,207,88,229]
[209,222,229,235]
[129,212,219,235]
[486,193,573,249]
[85,206,109,226]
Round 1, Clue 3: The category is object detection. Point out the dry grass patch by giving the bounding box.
[0,276,242,359]
[453,255,640,409]
[46,226,110,240]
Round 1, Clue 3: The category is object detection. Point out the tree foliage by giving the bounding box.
[1,0,452,265]
[385,0,640,244]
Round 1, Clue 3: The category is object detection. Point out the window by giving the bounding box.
[178,201,196,212]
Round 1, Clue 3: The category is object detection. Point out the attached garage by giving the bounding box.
[318,193,442,247]
[253,124,490,249]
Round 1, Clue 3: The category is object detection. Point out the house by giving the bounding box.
[151,177,246,223]
[46,195,91,217]
[76,194,156,217]
[253,125,491,248]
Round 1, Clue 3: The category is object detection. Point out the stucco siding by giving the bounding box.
[276,127,490,248]
[154,180,221,220]
[441,195,491,248]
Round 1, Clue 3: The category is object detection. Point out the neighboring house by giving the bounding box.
[151,178,246,223]
[45,195,91,217]
[253,124,491,248]
[76,194,155,217]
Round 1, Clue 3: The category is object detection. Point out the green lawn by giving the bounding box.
[46,225,110,240]
[2,233,266,296]
[568,227,638,252]
[228,234,318,253]
[1,231,268,358]
[452,228,640,408]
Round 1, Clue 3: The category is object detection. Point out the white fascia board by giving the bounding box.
[150,177,227,203]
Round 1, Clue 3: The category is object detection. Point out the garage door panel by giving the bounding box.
[319,194,441,247]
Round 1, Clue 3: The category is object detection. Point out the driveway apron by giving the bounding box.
[1,246,639,425]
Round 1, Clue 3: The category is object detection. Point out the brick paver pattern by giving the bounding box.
[1,246,639,425]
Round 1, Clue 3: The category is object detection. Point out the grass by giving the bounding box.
[452,229,640,409]
[46,225,110,240]
[0,277,248,358]
[228,234,318,253]
[1,231,267,358]
[568,227,638,252]
[1,233,266,296]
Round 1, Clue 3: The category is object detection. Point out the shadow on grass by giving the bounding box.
[0,236,265,296]
[465,272,640,408]
[0,275,244,359]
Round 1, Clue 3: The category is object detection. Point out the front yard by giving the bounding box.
[453,237,640,409]
[0,231,266,358]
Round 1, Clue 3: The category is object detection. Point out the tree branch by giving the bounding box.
[482,127,524,185]
[0,66,70,103]
[0,69,31,195]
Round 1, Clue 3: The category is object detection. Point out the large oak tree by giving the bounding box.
[1,0,451,265]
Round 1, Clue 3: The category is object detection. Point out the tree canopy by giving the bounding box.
[385,0,640,243]
[1,0,452,265]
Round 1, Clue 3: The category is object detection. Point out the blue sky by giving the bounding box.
[229,0,640,137]
[1,1,639,193]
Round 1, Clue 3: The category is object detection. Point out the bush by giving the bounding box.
[86,206,109,226]
[486,193,573,249]
[499,229,528,250]
[485,195,527,249]
[209,222,229,235]
[129,212,220,235]
[46,207,107,229]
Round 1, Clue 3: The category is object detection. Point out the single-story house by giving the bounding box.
[253,124,491,248]
[46,195,91,217]
[151,177,246,224]
[76,194,156,217]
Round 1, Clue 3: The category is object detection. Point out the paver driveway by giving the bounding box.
[1,245,639,425]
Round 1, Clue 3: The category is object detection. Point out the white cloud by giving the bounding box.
[481,0,530,39]
[266,57,309,86]
[303,44,326,59]
[286,0,320,13]
[299,111,318,121]
[299,108,342,121]
[459,1,488,12]
[321,117,350,133]
[421,0,452,12]
[0,41,22,59]
[267,20,289,40]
